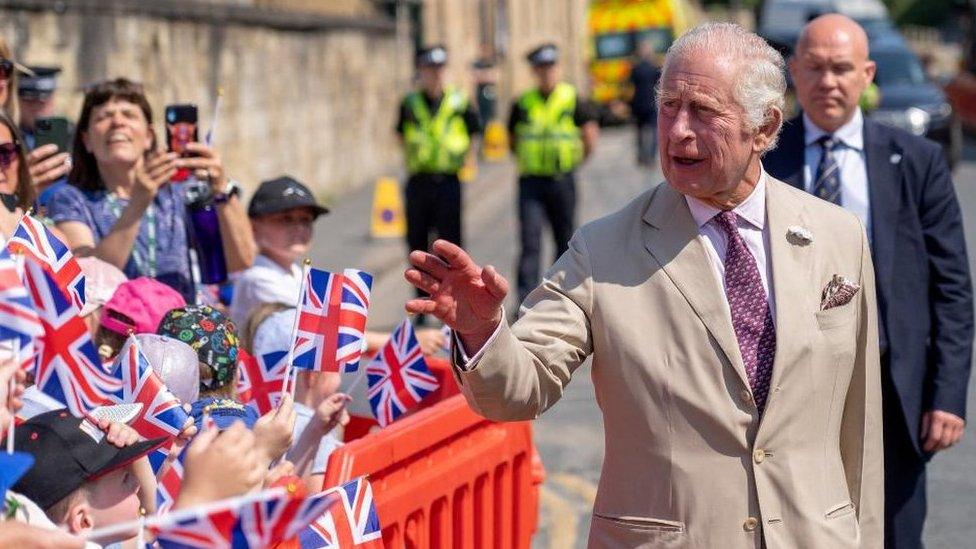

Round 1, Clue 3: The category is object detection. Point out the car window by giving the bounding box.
[595,33,633,60]
[872,51,927,86]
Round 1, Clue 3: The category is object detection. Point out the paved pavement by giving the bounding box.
[310,128,976,548]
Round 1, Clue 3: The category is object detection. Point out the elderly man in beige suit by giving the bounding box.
[405,23,883,548]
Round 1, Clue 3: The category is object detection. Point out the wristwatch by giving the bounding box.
[213,179,242,204]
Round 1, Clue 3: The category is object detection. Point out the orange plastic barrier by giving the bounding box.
[324,394,545,549]
[343,356,461,442]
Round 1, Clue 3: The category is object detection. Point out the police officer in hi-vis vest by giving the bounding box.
[396,45,481,310]
[509,43,599,303]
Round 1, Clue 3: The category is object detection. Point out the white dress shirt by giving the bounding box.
[803,109,871,233]
[684,170,776,320]
[229,254,303,327]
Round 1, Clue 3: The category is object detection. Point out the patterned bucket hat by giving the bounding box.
[157,305,240,391]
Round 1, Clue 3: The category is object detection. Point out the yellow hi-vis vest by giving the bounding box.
[514,82,583,176]
[402,88,471,175]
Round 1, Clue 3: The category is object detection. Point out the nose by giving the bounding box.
[817,69,837,90]
[665,105,694,145]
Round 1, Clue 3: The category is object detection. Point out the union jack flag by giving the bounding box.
[236,348,287,416]
[8,215,85,310]
[153,505,240,549]
[107,337,189,441]
[232,486,341,547]
[156,457,184,515]
[0,249,41,364]
[292,268,373,374]
[23,258,120,416]
[298,477,382,548]
[366,319,439,427]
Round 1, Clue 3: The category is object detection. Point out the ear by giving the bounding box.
[65,501,94,535]
[754,107,784,154]
[863,60,877,86]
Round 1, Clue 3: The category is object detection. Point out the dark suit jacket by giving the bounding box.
[765,115,974,455]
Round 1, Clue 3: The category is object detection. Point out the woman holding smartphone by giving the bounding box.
[45,78,255,301]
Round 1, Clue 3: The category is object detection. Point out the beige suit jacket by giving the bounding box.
[454,178,883,548]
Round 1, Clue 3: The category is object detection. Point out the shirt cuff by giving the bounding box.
[452,309,505,371]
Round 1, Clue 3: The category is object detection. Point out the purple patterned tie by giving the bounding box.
[714,211,776,413]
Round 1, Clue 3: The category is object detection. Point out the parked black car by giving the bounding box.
[868,42,963,168]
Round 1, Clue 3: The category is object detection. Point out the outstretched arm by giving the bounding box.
[405,238,593,421]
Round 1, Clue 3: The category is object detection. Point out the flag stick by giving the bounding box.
[84,487,288,542]
[205,88,224,147]
[283,259,312,396]
[6,339,17,454]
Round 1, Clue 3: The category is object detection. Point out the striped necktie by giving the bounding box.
[813,135,842,205]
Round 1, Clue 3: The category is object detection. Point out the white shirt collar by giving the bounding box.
[803,108,864,151]
[685,169,768,231]
[253,254,302,278]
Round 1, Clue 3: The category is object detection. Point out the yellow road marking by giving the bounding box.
[539,485,579,548]
[549,472,598,504]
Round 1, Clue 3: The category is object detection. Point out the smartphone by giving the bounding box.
[165,104,198,182]
[165,104,199,156]
[34,116,70,152]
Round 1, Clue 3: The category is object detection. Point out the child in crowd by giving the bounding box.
[230,175,327,327]
[10,410,165,545]
[94,277,186,361]
[232,175,447,354]
[157,304,296,473]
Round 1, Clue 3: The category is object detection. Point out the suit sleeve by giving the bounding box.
[918,147,974,419]
[450,231,594,421]
[841,220,884,546]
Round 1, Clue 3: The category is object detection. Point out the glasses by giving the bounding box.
[0,58,12,80]
[0,143,19,170]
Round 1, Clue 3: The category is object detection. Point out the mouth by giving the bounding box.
[106,132,132,145]
[671,155,704,167]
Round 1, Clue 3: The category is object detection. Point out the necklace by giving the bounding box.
[106,192,158,277]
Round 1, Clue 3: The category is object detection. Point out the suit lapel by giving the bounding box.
[641,184,751,389]
[775,117,806,190]
[863,121,899,309]
[764,179,817,409]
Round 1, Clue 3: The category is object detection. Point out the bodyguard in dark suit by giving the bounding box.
[764,15,973,548]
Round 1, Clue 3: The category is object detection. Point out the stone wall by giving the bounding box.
[0,0,407,198]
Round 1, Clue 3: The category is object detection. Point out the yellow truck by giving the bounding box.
[588,0,697,121]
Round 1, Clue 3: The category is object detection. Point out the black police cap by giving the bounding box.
[527,43,559,66]
[18,65,61,96]
[248,175,329,218]
[416,45,448,67]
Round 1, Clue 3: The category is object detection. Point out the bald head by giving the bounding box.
[796,14,870,61]
[789,14,876,132]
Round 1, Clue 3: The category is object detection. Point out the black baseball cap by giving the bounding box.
[10,410,167,510]
[247,175,329,218]
[527,43,559,66]
[416,45,448,68]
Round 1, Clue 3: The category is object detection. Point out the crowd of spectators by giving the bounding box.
[0,35,446,547]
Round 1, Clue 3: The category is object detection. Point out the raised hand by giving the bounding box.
[404,239,508,352]
[27,144,71,192]
[133,150,178,200]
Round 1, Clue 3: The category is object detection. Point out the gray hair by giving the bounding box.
[658,22,787,151]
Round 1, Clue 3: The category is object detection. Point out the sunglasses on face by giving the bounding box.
[0,58,12,80]
[0,142,19,170]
